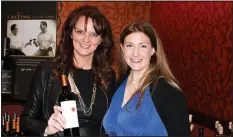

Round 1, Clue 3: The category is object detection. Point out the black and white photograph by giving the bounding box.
[7,20,56,57]
[2,1,57,102]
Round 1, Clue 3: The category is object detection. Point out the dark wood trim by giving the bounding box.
[2,93,25,105]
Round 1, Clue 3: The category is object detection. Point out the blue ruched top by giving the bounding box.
[103,78,168,136]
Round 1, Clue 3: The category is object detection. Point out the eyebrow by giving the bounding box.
[124,42,150,45]
[74,27,97,33]
[74,27,82,30]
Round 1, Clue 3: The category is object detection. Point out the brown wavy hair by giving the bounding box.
[52,5,114,90]
[119,20,181,107]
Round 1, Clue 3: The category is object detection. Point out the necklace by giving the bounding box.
[68,70,96,116]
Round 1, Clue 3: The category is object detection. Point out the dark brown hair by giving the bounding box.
[52,5,114,90]
[119,20,181,108]
[40,21,47,27]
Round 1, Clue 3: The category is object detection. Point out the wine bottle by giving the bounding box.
[189,114,193,123]
[9,119,16,136]
[217,124,222,134]
[14,121,21,136]
[190,124,194,132]
[198,127,204,136]
[58,74,79,136]
[13,113,17,120]
[228,122,232,136]
[216,126,224,136]
[7,114,11,123]
[4,113,7,122]
[2,116,5,136]
[2,37,8,68]
[16,117,24,136]
[16,117,20,123]
[214,121,219,136]
[2,37,11,70]
[3,121,10,136]
[189,114,194,132]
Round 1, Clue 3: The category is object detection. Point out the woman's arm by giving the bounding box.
[20,63,49,136]
[152,79,190,136]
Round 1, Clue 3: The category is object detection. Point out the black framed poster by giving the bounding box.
[2,1,57,101]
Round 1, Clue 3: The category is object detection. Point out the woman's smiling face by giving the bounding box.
[121,32,155,72]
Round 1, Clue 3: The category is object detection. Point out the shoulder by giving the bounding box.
[34,60,53,78]
[151,77,190,136]
[8,33,13,37]
[30,61,54,94]
[38,32,43,36]
[151,77,186,104]
[113,76,128,98]
[116,70,130,89]
[45,31,53,37]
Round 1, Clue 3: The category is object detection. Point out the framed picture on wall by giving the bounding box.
[1,1,57,102]
[7,20,57,57]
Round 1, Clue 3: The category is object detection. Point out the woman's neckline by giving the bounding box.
[72,66,92,71]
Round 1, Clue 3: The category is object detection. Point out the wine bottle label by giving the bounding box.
[60,100,79,129]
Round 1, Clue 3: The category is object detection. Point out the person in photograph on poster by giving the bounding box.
[8,24,30,55]
[33,21,56,57]
[7,20,56,57]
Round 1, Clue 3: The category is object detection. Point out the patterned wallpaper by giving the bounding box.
[150,2,232,121]
[56,2,232,121]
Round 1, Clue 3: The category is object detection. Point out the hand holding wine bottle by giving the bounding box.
[45,74,79,136]
[44,106,66,135]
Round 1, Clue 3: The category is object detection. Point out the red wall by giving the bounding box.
[151,2,232,121]
[2,2,232,122]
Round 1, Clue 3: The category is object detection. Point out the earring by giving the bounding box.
[71,35,73,39]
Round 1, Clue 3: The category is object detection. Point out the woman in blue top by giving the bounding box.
[103,21,190,136]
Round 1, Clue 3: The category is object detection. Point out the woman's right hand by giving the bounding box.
[44,106,66,135]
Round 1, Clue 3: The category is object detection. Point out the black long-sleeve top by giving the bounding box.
[20,61,116,136]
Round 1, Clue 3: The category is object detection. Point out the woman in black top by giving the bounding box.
[20,5,116,136]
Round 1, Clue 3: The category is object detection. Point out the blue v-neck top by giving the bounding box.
[103,78,168,136]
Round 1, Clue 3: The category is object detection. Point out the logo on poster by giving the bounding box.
[71,107,76,112]
[7,12,31,20]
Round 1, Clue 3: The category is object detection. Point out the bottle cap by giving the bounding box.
[217,123,222,128]
[61,75,68,86]
[16,117,20,122]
